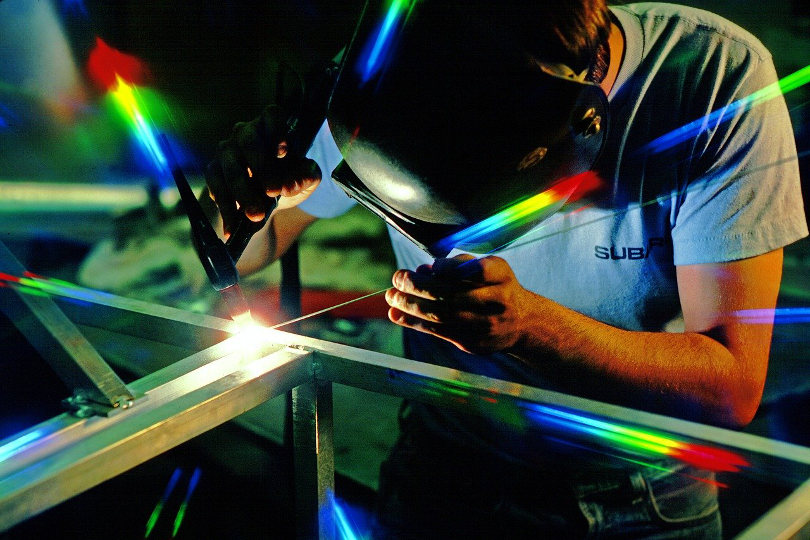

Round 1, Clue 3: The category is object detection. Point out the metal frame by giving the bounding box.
[0,241,134,414]
[2,284,810,538]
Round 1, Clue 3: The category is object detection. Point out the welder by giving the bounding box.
[205,1,807,537]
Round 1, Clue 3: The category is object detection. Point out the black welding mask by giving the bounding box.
[326,1,609,257]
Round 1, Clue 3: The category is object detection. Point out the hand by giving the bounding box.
[385,254,532,355]
[205,104,321,239]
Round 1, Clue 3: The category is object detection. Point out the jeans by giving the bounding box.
[372,420,721,539]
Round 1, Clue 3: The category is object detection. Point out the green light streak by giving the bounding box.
[144,501,165,538]
[144,467,182,538]
[172,467,201,537]
[171,503,188,537]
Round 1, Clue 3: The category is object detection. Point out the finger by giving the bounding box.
[385,288,444,322]
[233,119,272,174]
[388,307,445,336]
[205,159,239,237]
[415,263,435,275]
[218,140,267,221]
[262,155,321,198]
[391,269,442,300]
[388,307,473,352]
[278,157,322,197]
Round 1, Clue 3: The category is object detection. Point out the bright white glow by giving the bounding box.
[385,179,418,202]
[227,322,272,350]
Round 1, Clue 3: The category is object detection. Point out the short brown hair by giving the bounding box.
[489,0,612,71]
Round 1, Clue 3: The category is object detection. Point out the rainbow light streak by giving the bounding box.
[524,404,749,473]
[639,63,810,156]
[546,437,729,488]
[0,271,115,305]
[436,172,600,253]
[87,38,170,178]
[358,0,417,83]
[0,430,44,464]
[109,75,169,176]
[145,467,183,538]
[172,467,202,537]
[734,307,810,325]
[386,368,748,474]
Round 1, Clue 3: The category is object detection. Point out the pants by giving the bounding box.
[372,415,721,539]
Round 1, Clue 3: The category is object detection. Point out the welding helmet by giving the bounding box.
[326,1,609,257]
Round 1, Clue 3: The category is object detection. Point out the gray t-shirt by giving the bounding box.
[301,3,807,459]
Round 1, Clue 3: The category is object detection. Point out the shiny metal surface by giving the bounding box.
[0,241,134,411]
[292,380,335,539]
[737,478,810,540]
[0,332,312,533]
[1,280,809,538]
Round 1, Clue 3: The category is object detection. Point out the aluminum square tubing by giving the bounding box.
[0,333,312,533]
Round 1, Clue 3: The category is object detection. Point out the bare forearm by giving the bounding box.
[235,207,317,275]
[386,254,777,428]
[509,294,761,428]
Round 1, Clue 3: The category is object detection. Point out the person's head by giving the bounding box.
[327,0,612,255]
[484,0,612,74]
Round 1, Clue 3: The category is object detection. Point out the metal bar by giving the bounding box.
[2,288,810,538]
[0,179,201,214]
[0,181,150,213]
[42,281,232,351]
[0,334,312,533]
[0,240,134,411]
[736,477,810,540]
[306,342,810,483]
[26,275,234,333]
[292,376,335,539]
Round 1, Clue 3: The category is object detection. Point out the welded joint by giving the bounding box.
[62,388,141,418]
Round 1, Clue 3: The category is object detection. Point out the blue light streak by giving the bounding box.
[61,0,88,16]
[0,103,15,130]
[0,430,43,463]
[172,467,201,537]
[358,0,416,84]
[334,498,360,540]
[638,64,810,156]
[145,467,182,538]
[735,307,810,325]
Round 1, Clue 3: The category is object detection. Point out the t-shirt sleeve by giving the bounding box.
[299,120,357,218]
[671,54,808,265]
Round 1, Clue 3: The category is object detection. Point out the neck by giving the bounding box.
[600,21,625,95]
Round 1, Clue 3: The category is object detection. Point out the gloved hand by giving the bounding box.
[204,104,322,240]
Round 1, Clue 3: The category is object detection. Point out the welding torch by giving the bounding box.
[159,134,257,323]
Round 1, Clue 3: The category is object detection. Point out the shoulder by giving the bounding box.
[613,3,772,64]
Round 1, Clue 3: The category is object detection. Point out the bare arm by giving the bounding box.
[205,104,324,276]
[235,206,319,275]
[386,249,783,428]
